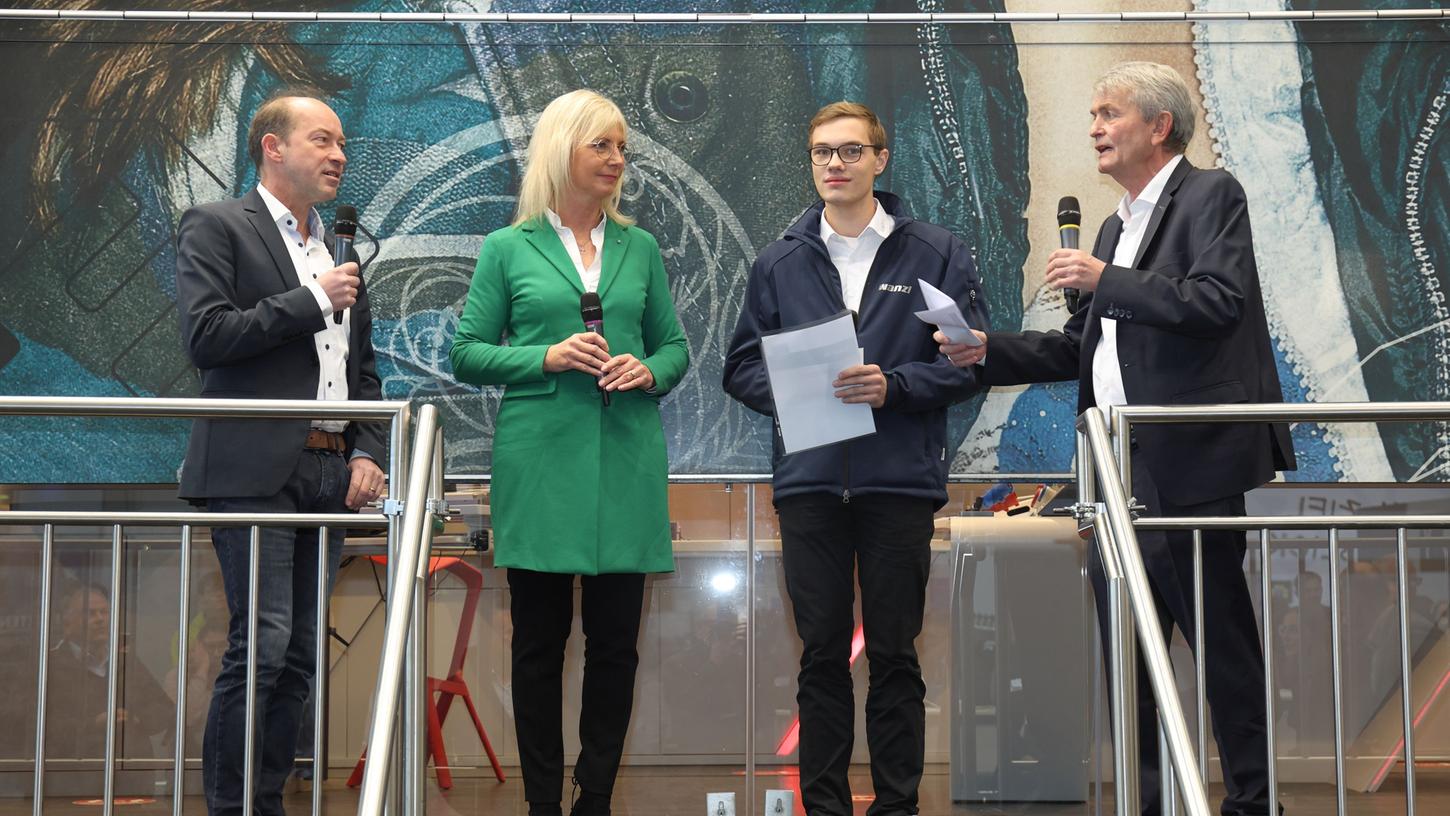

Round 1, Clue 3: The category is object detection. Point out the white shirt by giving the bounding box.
[820,198,896,313]
[256,184,350,432]
[1090,154,1184,411]
[545,208,606,292]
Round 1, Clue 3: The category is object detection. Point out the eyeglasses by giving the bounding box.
[585,138,631,161]
[808,143,883,166]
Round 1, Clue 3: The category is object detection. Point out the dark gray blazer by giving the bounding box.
[981,160,1296,506]
[175,189,387,500]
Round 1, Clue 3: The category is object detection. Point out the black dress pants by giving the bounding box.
[1089,456,1274,816]
[507,568,647,806]
[776,493,934,816]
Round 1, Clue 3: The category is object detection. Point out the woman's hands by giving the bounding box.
[543,332,654,391]
[599,354,654,392]
[544,332,611,375]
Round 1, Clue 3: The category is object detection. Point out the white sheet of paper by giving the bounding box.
[913,278,982,345]
[761,312,876,455]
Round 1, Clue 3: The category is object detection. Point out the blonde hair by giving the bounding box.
[513,89,634,227]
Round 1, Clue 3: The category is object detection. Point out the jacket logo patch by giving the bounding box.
[878,283,913,294]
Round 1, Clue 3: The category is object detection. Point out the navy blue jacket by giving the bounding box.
[722,192,989,507]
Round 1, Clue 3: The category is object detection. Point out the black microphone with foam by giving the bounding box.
[1057,196,1082,313]
[331,205,358,325]
[580,292,609,407]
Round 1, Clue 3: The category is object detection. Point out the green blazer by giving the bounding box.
[449,216,689,575]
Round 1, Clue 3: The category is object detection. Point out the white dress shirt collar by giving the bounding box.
[544,208,607,292]
[1115,153,1184,226]
[819,197,895,248]
[256,182,324,242]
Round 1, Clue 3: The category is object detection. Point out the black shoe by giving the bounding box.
[568,791,610,816]
[528,803,563,816]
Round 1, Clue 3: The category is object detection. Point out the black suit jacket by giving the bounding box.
[983,160,1295,506]
[175,189,387,500]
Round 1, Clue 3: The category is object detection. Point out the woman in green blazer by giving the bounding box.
[449,90,688,816]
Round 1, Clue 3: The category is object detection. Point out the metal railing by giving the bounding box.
[3,8,1447,23]
[1078,401,1450,816]
[356,404,443,816]
[0,396,442,816]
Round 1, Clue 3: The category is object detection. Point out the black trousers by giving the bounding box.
[1089,456,1274,816]
[507,568,646,806]
[776,493,934,816]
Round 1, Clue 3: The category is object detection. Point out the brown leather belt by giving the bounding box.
[304,429,347,453]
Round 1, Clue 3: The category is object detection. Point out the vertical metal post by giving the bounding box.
[1095,516,1137,816]
[173,526,194,816]
[314,526,330,816]
[1079,427,1106,816]
[357,404,437,816]
[1395,528,1417,816]
[244,526,262,816]
[1091,613,1104,816]
[403,428,444,816]
[1112,408,1133,502]
[387,405,412,816]
[1192,530,1207,779]
[103,525,124,816]
[745,482,757,813]
[1259,529,1277,816]
[33,524,55,816]
[1160,726,1176,816]
[1082,410,1210,816]
[1078,424,1097,506]
[1328,530,1347,816]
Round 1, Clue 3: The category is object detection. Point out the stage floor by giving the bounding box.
[16,765,1445,815]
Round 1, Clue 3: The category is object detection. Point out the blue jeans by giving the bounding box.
[202,450,349,816]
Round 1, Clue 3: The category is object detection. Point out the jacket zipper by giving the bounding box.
[842,442,851,503]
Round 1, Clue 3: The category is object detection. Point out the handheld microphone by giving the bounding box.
[332,205,358,325]
[579,292,609,407]
[1057,196,1082,313]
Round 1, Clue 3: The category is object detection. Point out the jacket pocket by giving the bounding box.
[1171,379,1247,404]
[502,379,558,399]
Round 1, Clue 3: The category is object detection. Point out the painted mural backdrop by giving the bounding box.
[0,1,1444,484]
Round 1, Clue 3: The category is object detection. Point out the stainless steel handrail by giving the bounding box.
[1078,408,1213,816]
[357,403,440,816]
[1,396,414,816]
[1092,401,1450,816]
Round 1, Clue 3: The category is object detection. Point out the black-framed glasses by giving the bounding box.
[808,143,883,166]
[585,138,631,161]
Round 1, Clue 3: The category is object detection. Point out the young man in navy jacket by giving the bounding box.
[723,102,989,816]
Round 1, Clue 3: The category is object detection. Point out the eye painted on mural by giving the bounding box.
[652,71,711,124]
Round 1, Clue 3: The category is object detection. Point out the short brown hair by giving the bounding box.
[808,101,888,150]
[247,86,327,170]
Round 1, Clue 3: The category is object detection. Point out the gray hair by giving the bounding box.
[1094,61,1195,154]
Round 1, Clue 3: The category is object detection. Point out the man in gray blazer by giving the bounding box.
[174,89,387,816]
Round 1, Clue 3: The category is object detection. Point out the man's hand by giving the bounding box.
[935,330,988,367]
[317,262,360,313]
[598,353,654,392]
[543,332,611,376]
[1045,248,1106,293]
[346,456,386,511]
[834,364,887,409]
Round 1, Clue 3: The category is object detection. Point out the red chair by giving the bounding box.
[347,556,506,789]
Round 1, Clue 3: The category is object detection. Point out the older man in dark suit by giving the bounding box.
[174,89,387,816]
[940,62,1295,816]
